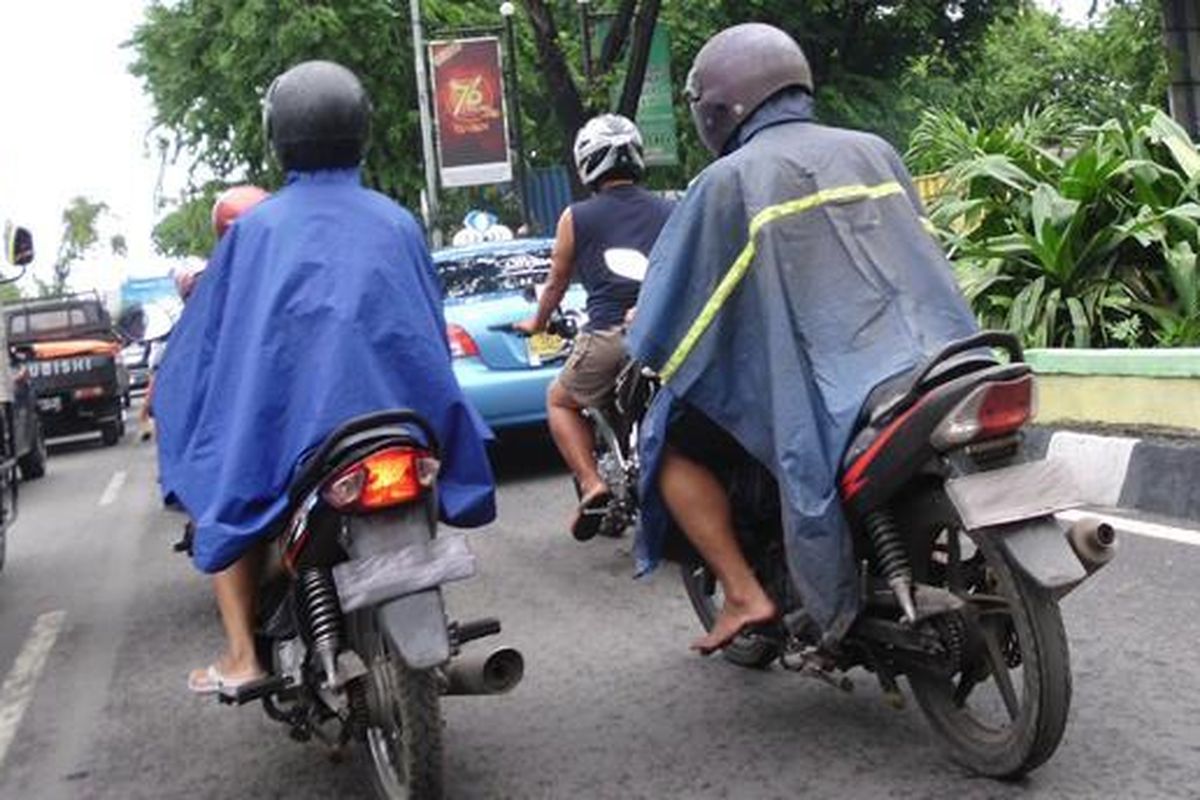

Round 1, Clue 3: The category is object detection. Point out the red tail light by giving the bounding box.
[321,447,440,512]
[447,324,479,358]
[931,375,1036,451]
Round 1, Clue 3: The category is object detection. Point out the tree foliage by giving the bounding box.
[55,196,118,293]
[152,186,221,259]
[130,0,1016,240]
[903,1,1169,138]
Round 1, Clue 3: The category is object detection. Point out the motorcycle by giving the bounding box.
[582,330,1116,779]
[183,410,523,799]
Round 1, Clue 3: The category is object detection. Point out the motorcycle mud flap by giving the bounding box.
[978,517,1088,598]
[945,457,1082,531]
[376,589,451,670]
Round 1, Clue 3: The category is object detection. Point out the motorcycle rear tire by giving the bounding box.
[905,507,1071,780]
[356,613,444,800]
[680,562,780,669]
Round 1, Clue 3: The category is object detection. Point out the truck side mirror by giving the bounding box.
[5,225,34,267]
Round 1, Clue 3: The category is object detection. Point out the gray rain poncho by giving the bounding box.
[628,92,978,638]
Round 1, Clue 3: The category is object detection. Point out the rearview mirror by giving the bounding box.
[4,225,34,267]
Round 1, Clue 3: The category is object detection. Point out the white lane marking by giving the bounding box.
[1058,508,1200,548]
[98,470,127,507]
[1047,432,1137,507]
[0,610,67,767]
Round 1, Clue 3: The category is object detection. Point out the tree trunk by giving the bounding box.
[597,0,638,75]
[520,0,663,198]
[616,0,661,120]
[522,0,589,196]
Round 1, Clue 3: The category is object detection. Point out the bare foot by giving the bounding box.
[692,592,777,655]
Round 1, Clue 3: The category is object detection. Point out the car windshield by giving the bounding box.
[435,247,552,299]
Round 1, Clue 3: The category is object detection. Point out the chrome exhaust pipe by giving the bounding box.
[443,647,524,696]
[1066,518,1117,573]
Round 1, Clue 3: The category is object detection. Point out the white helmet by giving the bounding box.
[573,114,646,189]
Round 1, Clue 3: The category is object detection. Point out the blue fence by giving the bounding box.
[524,166,573,236]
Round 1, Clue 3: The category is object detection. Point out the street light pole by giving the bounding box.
[500,2,531,231]
[409,0,441,244]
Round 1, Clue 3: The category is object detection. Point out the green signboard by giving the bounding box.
[594,21,679,167]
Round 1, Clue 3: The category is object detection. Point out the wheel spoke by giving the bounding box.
[952,669,980,707]
[980,622,1021,721]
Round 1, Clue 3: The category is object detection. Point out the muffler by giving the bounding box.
[1066,517,1117,574]
[443,647,524,696]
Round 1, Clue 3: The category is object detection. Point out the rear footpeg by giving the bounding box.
[218,675,291,706]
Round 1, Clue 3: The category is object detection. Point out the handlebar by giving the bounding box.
[488,312,579,340]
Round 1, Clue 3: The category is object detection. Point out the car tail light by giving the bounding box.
[931,375,1036,451]
[321,447,440,512]
[74,386,105,400]
[447,324,479,358]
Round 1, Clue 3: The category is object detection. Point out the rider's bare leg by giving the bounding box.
[659,447,776,653]
[547,379,605,498]
[190,544,265,684]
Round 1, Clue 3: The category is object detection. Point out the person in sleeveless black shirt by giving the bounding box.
[516,114,674,541]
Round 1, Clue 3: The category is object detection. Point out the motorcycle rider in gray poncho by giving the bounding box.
[627,23,978,652]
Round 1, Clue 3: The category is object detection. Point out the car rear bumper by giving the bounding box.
[453,357,563,430]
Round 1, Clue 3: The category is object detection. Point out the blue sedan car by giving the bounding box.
[434,238,586,430]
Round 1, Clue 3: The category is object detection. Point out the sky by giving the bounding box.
[0,0,1105,301]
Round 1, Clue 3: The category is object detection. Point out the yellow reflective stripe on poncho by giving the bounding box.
[659,181,907,383]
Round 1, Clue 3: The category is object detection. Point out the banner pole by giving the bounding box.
[409,0,442,245]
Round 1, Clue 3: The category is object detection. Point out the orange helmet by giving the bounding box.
[211,185,269,238]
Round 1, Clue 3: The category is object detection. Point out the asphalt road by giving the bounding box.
[0,424,1198,799]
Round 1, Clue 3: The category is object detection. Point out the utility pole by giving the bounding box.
[501,2,531,230]
[409,0,442,244]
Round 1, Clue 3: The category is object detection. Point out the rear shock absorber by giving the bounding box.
[864,510,917,624]
[297,567,343,685]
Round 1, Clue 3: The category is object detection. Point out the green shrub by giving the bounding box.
[909,106,1200,348]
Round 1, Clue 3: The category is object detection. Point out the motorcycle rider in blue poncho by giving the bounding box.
[155,62,496,694]
[627,24,978,654]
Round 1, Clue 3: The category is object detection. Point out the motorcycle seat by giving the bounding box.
[855,352,1000,433]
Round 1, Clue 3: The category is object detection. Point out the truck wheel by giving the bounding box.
[101,420,123,447]
[18,424,47,480]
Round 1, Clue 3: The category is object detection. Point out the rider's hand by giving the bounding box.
[512,317,541,336]
[624,306,638,325]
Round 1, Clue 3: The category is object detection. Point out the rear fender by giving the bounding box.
[973,518,1088,599]
[344,500,452,669]
[946,457,1092,598]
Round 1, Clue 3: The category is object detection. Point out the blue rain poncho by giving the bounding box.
[156,169,496,573]
[628,93,978,638]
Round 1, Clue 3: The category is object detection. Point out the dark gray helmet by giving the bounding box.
[684,23,813,155]
[263,61,371,171]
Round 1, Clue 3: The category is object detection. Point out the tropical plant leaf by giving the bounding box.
[1145,108,1200,181]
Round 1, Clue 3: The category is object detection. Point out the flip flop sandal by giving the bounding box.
[187,664,265,696]
[571,489,613,542]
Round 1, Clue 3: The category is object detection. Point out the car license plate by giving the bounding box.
[527,332,564,363]
[37,396,62,413]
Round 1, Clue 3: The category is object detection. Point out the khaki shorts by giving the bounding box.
[556,326,627,408]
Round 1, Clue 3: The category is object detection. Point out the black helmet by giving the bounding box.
[684,23,813,155]
[263,60,371,171]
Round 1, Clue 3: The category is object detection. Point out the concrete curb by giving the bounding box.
[1024,426,1199,521]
